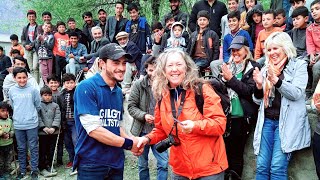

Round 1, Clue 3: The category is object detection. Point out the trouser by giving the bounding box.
[66,58,86,76]
[64,120,77,162]
[138,133,168,180]
[39,59,53,85]
[77,164,123,180]
[25,50,39,83]
[121,62,137,91]
[54,55,67,81]
[224,117,249,179]
[194,58,210,69]
[39,134,57,170]
[171,172,224,180]
[312,61,320,93]
[15,127,39,173]
[256,118,291,180]
[0,144,13,175]
[210,59,223,78]
[313,132,320,179]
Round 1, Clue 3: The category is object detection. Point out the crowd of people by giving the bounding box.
[0,0,320,179]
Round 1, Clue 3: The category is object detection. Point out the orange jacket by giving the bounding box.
[10,44,25,57]
[147,84,228,179]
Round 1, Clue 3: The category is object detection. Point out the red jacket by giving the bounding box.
[147,83,228,179]
[306,23,320,55]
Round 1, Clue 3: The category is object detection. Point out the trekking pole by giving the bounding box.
[46,126,60,177]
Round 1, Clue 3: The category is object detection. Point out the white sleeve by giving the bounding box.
[80,114,103,134]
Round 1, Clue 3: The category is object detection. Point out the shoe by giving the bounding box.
[40,169,50,176]
[69,170,78,176]
[65,162,73,169]
[16,173,27,180]
[47,167,57,173]
[31,171,38,180]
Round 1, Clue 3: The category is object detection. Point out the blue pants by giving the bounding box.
[171,171,224,180]
[77,164,123,180]
[138,133,168,180]
[15,127,39,173]
[64,120,77,162]
[256,118,291,180]
[313,132,320,179]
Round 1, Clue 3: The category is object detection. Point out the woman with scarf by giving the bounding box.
[252,32,311,179]
[220,36,260,179]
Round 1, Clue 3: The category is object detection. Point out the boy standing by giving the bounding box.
[166,22,186,51]
[10,34,24,57]
[35,22,55,84]
[59,73,76,169]
[254,10,283,61]
[53,21,69,81]
[0,102,14,179]
[38,86,61,176]
[187,10,220,70]
[307,0,320,96]
[9,67,41,180]
[221,0,240,40]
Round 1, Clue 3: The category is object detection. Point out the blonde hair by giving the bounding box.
[228,46,253,63]
[152,49,205,101]
[264,32,297,61]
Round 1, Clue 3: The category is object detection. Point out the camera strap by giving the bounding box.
[169,89,186,136]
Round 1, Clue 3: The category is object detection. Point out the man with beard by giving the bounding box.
[80,26,110,64]
[66,18,90,53]
[105,1,128,43]
[116,31,142,94]
[82,11,99,52]
[73,43,143,179]
[97,9,107,35]
[162,0,189,27]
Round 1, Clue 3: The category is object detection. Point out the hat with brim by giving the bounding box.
[115,31,129,40]
[99,43,132,61]
[228,36,249,50]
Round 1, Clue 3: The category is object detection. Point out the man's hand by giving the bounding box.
[146,49,152,54]
[253,67,263,89]
[25,45,32,51]
[131,136,145,156]
[144,114,154,124]
[180,120,195,134]
[69,54,75,58]
[136,136,149,152]
[3,133,9,139]
[154,32,163,44]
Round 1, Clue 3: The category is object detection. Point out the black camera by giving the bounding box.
[155,134,179,153]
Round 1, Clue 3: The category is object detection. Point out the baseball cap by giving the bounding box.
[99,43,132,61]
[228,36,249,50]
[115,31,129,40]
[98,9,106,14]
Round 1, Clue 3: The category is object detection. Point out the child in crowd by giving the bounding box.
[187,10,220,70]
[307,0,320,95]
[254,9,283,63]
[166,22,186,51]
[38,86,61,177]
[9,67,41,179]
[59,73,76,169]
[151,22,165,57]
[247,5,264,47]
[53,21,69,81]
[0,102,13,179]
[210,10,253,77]
[239,0,259,31]
[275,9,287,30]
[35,22,55,85]
[9,34,24,57]
[286,0,309,31]
[221,0,240,41]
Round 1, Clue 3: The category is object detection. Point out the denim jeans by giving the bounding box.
[313,132,320,179]
[171,171,224,180]
[210,59,223,78]
[256,118,291,180]
[194,58,209,69]
[66,58,86,76]
[138,133,168,180]
[64,120,77,162]
[25,50,39,83]
[77,164,123,180]
[15,127,39,173]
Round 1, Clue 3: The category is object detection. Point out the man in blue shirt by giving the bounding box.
[74,43,143,179]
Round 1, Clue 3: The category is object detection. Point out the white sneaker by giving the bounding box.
[69,170,78,176]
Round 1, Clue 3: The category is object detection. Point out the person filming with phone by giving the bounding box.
[137,48,228,180]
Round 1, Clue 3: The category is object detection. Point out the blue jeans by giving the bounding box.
[77,164,123,180]
[64,120,77,162]
[138,133,168,180]
[256,118,291,180]
[194,58,209,69]
[15,127,39,173]
[66,58,86,76]
[171,171,224,180]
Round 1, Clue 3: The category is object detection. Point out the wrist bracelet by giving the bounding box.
[121,138,133,150]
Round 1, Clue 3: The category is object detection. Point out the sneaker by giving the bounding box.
[65,162,73,169]
[40,169,50,176]
[31,171,38,180]
[69,170,78,176]
[16,173,27,180]
[47,167,57,173]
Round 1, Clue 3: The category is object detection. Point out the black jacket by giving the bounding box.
[188,0,227,38]
[59,88,75,125]
[21,23,39,50]
[124,41,143,71]
[105,16,128,43]
[84,37,110,60]
[225,60,261,119]
[0,55,11,80]
[187,28,220,61]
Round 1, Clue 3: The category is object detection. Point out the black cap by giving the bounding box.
[228,36,249,50]
[99,43,132,61]
[98,9,106,14]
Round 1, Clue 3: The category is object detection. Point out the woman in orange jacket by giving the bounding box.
[137,48,228,179]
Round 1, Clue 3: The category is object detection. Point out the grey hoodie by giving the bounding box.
[9,82,41,130]
[166,22,186,51]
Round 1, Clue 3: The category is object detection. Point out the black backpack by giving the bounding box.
[195,77,231,137]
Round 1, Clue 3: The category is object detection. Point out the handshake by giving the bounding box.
[127,136,151,156]
[43,127,55,134]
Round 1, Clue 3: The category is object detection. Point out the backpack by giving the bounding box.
[195,77,231,137]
